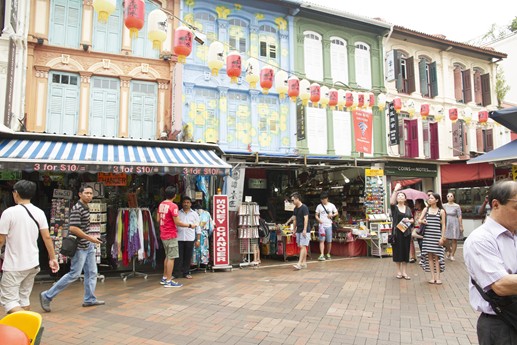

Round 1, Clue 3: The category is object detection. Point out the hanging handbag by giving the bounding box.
[471,278,517,332]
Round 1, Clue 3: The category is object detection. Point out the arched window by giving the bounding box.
[189,11,217,64]
[228,18,249,53]
[453,63,472,103]
[354,42,372,89]
[304,31,323,81]
[330,37,348,85]
[418,55,438,98]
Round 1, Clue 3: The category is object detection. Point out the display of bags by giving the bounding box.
[60,235,78,257]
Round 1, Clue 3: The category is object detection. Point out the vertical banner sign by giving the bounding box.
[352,110,373,154]
[512,166,517,181]
[213,195,231,269]
[388,102,400,145]
[227,165,245,211]
[296,102,306,140]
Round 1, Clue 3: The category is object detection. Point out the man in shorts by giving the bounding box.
[289,192,309,270]
[158,186,197,288]
[0,180,59,313]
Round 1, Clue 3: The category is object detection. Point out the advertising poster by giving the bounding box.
[353,110,373,154]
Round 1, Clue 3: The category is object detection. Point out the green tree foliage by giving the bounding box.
[510,16,517,32]
[496,67,511,108]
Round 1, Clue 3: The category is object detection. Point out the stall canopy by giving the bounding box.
[441,162,493,184]
[0,135,231,175]
[489,107,517,132]
[467,140,517,165]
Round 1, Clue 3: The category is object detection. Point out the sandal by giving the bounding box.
[402,275,411,280]
[428,280,436,284]
[184,274,193,279]
[435,280,442,285]
[396,275,403,279]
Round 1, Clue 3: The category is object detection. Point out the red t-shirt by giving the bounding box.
[158,200,179,240]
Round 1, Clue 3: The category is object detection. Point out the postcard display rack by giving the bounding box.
[364,170,391,258]
[50,190,73,263]
[238,202,260,268]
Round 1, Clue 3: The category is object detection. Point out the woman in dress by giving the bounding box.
[443,193,463,261]
[390,183,414,280]
[419,193,446,284]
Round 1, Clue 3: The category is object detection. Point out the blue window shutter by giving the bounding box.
[50,0,66,46]
[66,0,81,48]
[48,84,64,134]
[63,87,79,134]
[50,0,81,48]
[93,5,122,53]
[47,72,80,134]
[129,82,157,139]
[90,77,120,137]
[132,2,159,58]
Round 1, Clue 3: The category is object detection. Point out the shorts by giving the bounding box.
[0,266,40,313]
[318,224,332,243]
[296,232,310,247]
[162,238,179,259]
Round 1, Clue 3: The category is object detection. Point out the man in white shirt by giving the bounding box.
[315,192,338,261]
[172,196,200,279]
[0,180,59,313]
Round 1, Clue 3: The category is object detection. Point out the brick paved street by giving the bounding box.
[29,247,479,345]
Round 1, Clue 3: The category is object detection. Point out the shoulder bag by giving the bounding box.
[321,204,338,232]
[20,204,40,230]
[471,278,517,332]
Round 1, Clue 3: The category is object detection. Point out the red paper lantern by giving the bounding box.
[226,51,242,83]
[173,26,193,64]
[310,83,320,104]
[124,0,144,39]
[328,89,338,107]
[345,91,353,107]
[478,110,489,123]
[393,97,402,112]
[260,67,274,94]
[421,103,430,118]
[449,108,458,122]
[357,93,365,108]
[368,93,375,107]
[287,76,299,102]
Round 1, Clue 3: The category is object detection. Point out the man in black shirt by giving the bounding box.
[289,192,309,270]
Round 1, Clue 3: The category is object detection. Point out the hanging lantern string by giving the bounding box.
[147,0,377,94]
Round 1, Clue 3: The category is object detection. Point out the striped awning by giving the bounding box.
[0,138,231,175]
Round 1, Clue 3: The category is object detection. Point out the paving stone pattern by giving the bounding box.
[29,247,479,345]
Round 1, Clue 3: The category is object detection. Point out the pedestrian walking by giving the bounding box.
[40,185,104,312]
[285,192,309,270]
[419,192,446,285]
[444,192,463,261]
[0,180,59,314]
[390,183,414,280]
[157,186,195,288]
[315,192,338,261]
[172,196,200,279]
[464,180,517,344]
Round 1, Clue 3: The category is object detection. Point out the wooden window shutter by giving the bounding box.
[452,121,462,156]
[481,73,492,106]
[463,69,472,103]
[454,67,462,102]
[407,57,415,93]
[476,127,483,152]
[474,71,482,105]
[484,128,493,152]
[419,59,428,96]
[430,62,438,97]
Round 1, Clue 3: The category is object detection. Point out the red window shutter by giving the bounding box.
[463,69,472,103]
[409,119,419,157]
[454,67,462,102]
[407,56,415,94]
[430,122,439,159]
[481,73,492,106]
[474,71,482,105]
[476,127,483,152]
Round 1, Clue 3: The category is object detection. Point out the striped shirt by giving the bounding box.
[464,216,517,314]
[70,201,91,249]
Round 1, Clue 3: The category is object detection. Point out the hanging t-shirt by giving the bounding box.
[158,200,179,240]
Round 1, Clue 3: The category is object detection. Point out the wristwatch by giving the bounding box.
[188,224,191,228]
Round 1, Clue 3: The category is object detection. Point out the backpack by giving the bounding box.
[258,218,270,243]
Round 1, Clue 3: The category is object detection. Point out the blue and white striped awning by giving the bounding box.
[0,138,231,175]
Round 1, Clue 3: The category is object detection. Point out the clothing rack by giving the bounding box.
[121,257,148,281]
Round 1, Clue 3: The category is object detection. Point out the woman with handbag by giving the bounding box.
[390,183,414,280]
[315,192,338,261]
[419,193,447,285]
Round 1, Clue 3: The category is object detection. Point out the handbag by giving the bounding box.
[388,233,395,244]
[60,234,78,257]
[471,278,517,332]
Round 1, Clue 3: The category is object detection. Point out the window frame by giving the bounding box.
[258,23,278,61]
[329,36,349,85]
[354,42,372,90]
[228,17,249,53]
[303,31,323,81]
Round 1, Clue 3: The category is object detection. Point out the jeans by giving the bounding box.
[173,240,195,277]
[44,243,98,304]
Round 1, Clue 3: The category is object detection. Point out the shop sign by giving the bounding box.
[386,50,395,81]
[4,38,16,126]
[226,164,245,211]
[365,168,384,177]
[0,171,21,180]
[52,189,73,200]
[388,102,399,145]
[296,102,306,141]
[97,173,127,186]
[513,166,517,181]
[213,195,230,267]
[353,110,373,154]
[384,162,437,177]
[248,178,267,189]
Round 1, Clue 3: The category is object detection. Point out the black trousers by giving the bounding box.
[477,313,517,345]
[173,240,195,277]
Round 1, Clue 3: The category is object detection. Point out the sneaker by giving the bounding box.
[301,264,307,269]
[163,280,183,288]
[318,255,325,261]
[82,300,105,307]
[450,256,455,261]
[160,277,167,285]
[293,264,302,270]
[40,291,51,313]
[326,254,331,260]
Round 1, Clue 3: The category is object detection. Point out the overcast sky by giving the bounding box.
[305,1,517,43]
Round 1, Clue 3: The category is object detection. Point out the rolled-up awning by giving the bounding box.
[441,162,493,184]
[0,135,231,175]
[467,140,517,165]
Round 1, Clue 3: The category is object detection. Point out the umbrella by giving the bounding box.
[399,188,428,200]
[490,107,517,132]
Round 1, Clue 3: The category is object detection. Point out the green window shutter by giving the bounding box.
[407,56,415,93]
[481,73,491,106]
[394,50,402,92]
[430,62,438,97]
[418,59,428,96]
